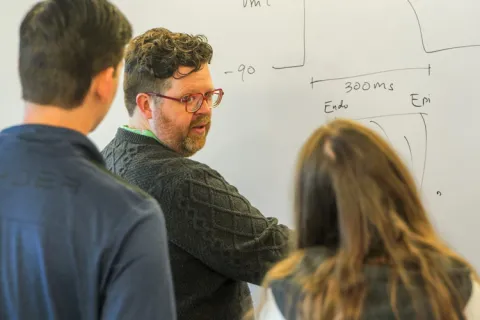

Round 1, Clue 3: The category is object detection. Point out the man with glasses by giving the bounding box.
[101,28,292,320]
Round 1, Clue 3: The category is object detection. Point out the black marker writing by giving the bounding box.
[370,120,391,144]
[272,0,306,69]
[345,81,394,93]
[353,112,428,189]
[404,136,413,167]
[406,0,480,53]
[354,112,428,121]
[238,64,255,81]
[411,93,431,107]
[243,0,261,7]
[311,65,430,88]
[224,64,256,82]
[419,113,428,188]
[324,100,348,114]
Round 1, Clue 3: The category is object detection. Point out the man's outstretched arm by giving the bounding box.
[158,166,294,286]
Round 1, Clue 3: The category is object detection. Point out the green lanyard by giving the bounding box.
[120,125,161,143]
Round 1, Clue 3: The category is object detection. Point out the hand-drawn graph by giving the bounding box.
[310,65,431,88]
[406,0,480,53]
[271,0,306,70]
[272,0,480,75]
[353,112,428,188]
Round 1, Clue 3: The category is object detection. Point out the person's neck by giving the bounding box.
[23,103,93,136]
[127,115,150,131]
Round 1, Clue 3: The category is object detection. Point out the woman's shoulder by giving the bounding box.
[259,278,305,320]
[257,287,288,320]
[262,249,329,320]
[465,278,480,319]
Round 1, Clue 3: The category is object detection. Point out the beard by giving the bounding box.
[182,115,211,156]
[153,109,211,157]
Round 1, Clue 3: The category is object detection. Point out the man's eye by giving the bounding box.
[181,95,194,103]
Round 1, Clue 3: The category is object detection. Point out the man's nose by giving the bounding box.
[195,98,212,115]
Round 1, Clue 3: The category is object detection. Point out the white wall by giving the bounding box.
[2,0,480,303]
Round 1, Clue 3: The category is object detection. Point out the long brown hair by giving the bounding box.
[254,118,478,320]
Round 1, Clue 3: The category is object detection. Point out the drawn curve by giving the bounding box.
[419,113,428,187]
[370,120,391,143]
[353,113,428,190]
[404,136,413,167]
[272,0,306,69]
[406,0,480,53]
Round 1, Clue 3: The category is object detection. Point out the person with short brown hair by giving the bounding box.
[0,1,176,319]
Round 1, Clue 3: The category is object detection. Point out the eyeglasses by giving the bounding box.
[145,88,224,113]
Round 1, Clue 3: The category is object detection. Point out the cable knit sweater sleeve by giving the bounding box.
[157,165,293,285]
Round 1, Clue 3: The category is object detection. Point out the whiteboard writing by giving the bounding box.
[224,64,256,82]
[243,0,271,8]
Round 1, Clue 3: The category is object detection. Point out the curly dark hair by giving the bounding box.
[123,27,213,115]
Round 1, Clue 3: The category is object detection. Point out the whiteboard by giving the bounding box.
[2,0,480,301]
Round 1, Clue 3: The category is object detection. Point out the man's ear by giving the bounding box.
[91,66,117,104]
[136,93,154,119]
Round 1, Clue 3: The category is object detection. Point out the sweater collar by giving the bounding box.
[1,124,105,165]
[120,125,161,143]
[115,126,180,154]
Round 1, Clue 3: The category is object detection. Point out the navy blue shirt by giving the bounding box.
[0,124,176,320]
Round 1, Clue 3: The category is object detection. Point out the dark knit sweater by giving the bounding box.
[101,128,293,320]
